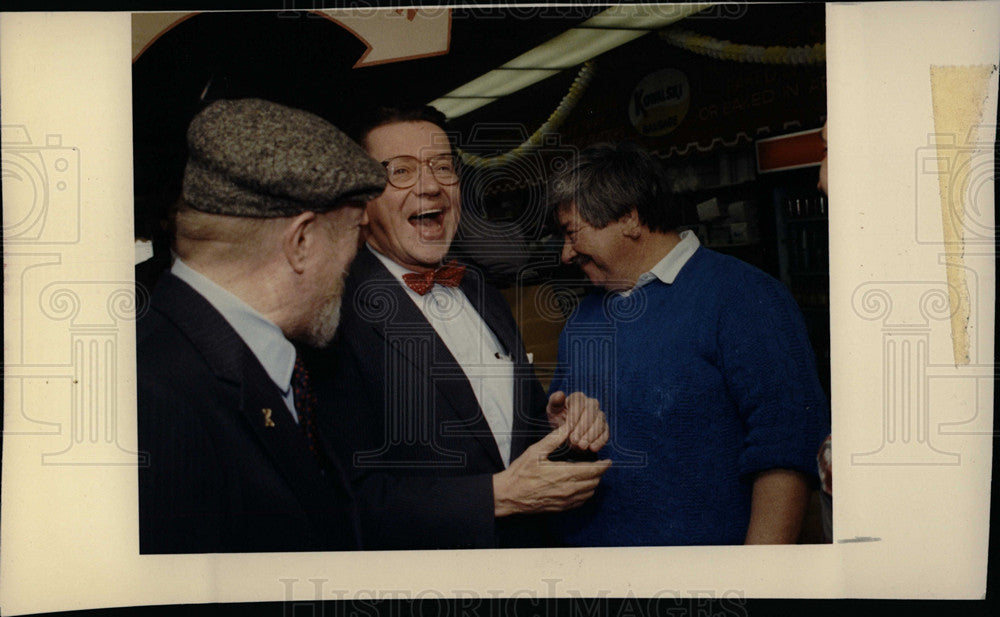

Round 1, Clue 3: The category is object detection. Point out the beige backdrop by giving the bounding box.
[1,3,997,614]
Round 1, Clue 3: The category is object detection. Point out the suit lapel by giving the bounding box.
[152,274,347,517]
[348,249,505,469]
[458,266,518,359]
[237,356,339,505]
[458,267,550,459]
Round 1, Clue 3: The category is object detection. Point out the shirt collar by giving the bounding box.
[368,243,418,281]
[620,229,700,297]
[367,243,451,299]
[170,258,296,394]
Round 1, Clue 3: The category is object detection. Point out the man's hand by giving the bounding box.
[493,423,612,517]
[546,391,609,453]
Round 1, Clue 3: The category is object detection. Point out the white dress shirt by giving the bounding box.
[370,245,515,466]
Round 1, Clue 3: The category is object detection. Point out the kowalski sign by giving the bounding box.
[629,68,691,137]
[657,63,826,156]
[557,25,826,159]
[692,64,826,127]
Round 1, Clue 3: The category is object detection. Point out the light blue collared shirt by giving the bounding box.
[620,229,700,297]
[171,258,299,421]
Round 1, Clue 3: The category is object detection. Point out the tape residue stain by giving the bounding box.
[928,64,995,365]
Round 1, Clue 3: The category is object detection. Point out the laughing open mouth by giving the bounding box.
[408,209,445,226]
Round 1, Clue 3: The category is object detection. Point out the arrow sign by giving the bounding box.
[319,8,452,68]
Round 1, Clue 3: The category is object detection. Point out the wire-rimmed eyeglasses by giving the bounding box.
[381,154,460,189]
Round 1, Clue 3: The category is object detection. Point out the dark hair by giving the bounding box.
[349,104,455,154]
[548,142,680,233]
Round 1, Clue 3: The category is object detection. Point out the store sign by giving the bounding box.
[755,127,825,173]
[628,69,690,137]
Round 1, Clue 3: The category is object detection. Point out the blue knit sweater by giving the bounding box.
[550,247,830,546]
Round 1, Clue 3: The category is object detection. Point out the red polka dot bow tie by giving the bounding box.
[402,260,466,295]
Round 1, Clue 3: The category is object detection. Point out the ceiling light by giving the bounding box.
[430,3,713,118]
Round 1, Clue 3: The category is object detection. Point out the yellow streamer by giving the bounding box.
[659,28,825,65]
[459,61,596,169]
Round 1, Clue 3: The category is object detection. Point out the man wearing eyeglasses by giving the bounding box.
[319,105,611,550]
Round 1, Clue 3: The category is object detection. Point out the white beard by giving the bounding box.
[303,292,342,348]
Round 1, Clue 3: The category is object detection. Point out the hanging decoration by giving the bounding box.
[658,28,825,65]
[459,60,595,169]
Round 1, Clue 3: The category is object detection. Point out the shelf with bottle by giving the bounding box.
[680,195,763,248]
[783,224,829,273]
[664,147,759,195]
[680,220,760,249]
[673,178,760,195]
[782,194,828,220]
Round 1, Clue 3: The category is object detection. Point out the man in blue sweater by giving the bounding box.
[548,142,830,545]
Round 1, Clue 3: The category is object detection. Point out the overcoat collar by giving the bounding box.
[150,273,362,544]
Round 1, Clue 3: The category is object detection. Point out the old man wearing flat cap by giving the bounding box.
[137,98,386,554]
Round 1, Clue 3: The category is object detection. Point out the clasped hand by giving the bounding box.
[493,391,611,517]
[544,390,609,452]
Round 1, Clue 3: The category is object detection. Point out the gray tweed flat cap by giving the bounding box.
[183,98,386,217]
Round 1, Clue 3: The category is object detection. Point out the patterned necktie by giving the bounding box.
[291,354,321,462]
[402,260,466,295]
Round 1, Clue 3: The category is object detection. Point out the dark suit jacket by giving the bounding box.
[319,248,552,549]
[137,273,361,553]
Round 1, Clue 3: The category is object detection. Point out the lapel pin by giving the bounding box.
[261,408,276,428]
